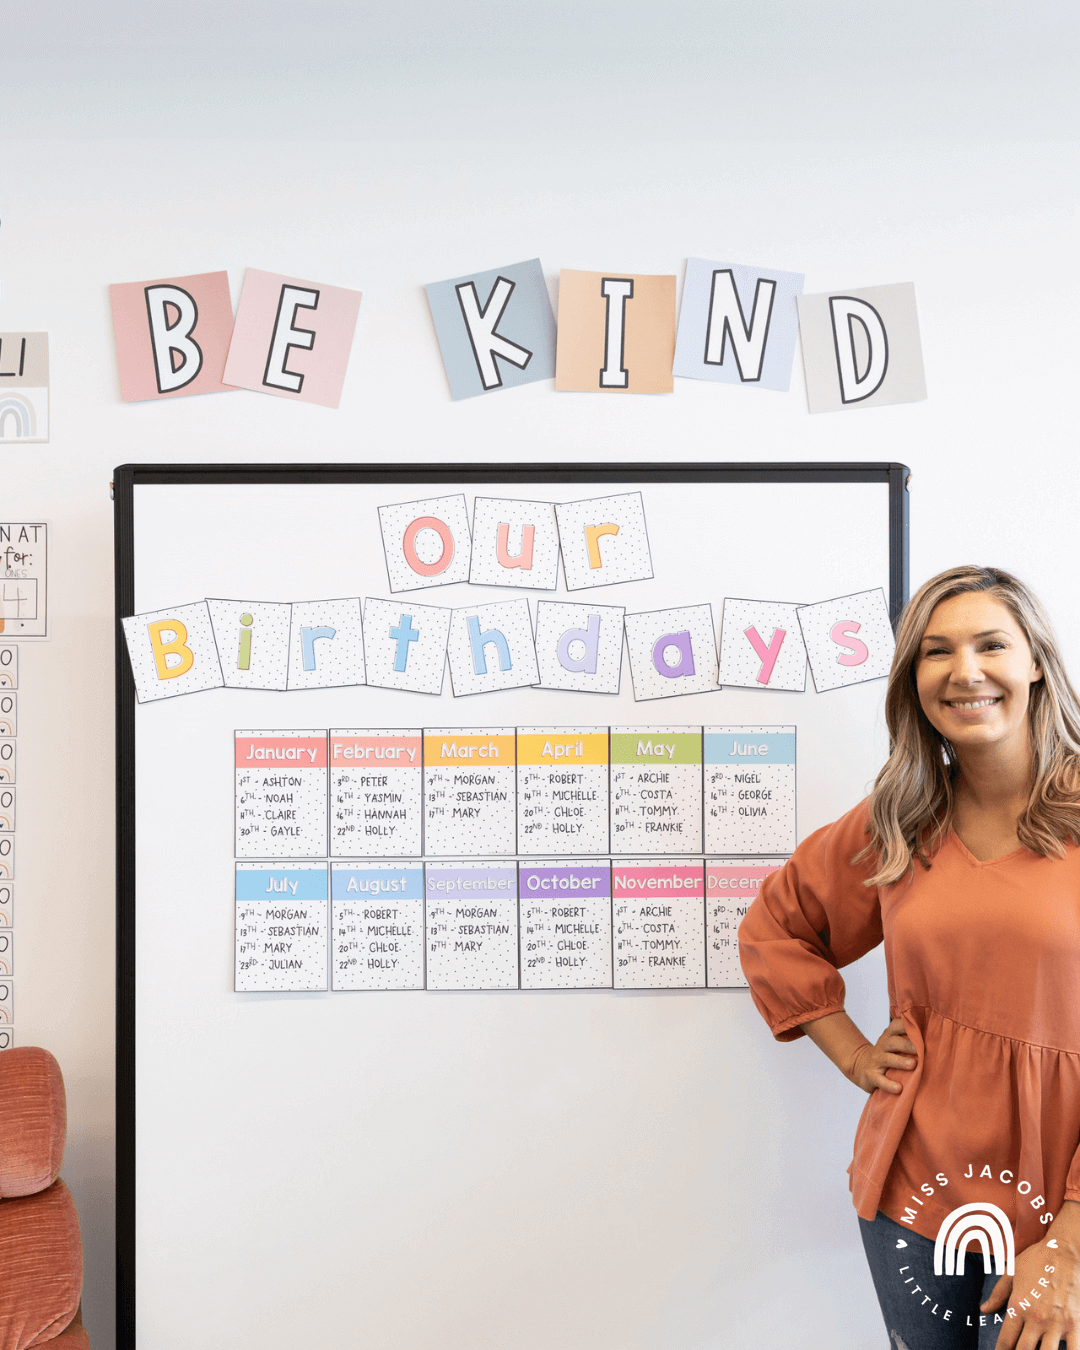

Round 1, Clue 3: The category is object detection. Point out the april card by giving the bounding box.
[207,599,292,691]
[425,259,556,400]
[379,494,472,592]
[469,498,560,590]
[673,258,804,392]
[109,273,235,402]
[555,492,653,591]
[797,588,895,691]
[623,605,719,701]
[122,601,224,703]
[362,598,450,695]
[533,600,625,694]
[446,599,539,696]
[286,598,366,691]
[0,334,49,442]
[797,282,927,413]
[716,598,808,692]
[555,269,676,394]
[223,269,362,408]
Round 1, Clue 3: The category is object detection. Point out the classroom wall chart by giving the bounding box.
[116,463,908,1347]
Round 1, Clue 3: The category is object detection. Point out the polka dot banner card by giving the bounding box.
[109,272,235,402]
[555,269,676,394]
[624,605,719,701]
[207,599,292,691]
[378,494,472,593]
[533,600,625,694]
[673,258,804,392]
[425,258,556,401]
[222,268,362,409]
[797,282,926,414]
[362,598,450,696]
[446,598,539,697]
[555,492,653,591]
[121,601,224,703]
[469,497,560,590]
[716,598,808,693]
[797,588,895,692]
[286,598,366,691]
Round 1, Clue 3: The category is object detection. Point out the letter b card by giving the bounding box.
[109,272,236,401]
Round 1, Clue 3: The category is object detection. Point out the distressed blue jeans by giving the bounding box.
[859,1210,1066,1349]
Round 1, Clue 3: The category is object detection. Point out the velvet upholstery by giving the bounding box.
[0,1048,66,1198]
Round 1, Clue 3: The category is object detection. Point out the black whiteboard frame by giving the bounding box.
[113,460,909,1347]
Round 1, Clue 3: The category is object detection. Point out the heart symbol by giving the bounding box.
[895,1239,908,1249]
[1048,1239,1059,1249]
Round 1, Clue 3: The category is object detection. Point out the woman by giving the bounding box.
[739,566,1080,1350]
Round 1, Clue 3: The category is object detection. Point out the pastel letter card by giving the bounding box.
[363,598,450,695]
[797,588,895,692]
[223,269,362,408]
[425,258,556,400]
[0,334,49,442]
[555,269,675,393]
[122,602,224,702]
[207,599,292,691]
[447,598,539,696]
[673,258,804,391]
[379,494,472,592]
[533,600,625,694]
[797,282,926,413]
[109,273,235,402]
[624,605,719,701]
[555,492,653,591]
[469,497,560,590]
[716,599,807,692]
[287,598,366,690]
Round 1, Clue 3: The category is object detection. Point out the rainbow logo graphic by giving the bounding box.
[0,389,48,442]
[934,1202,1015,1277]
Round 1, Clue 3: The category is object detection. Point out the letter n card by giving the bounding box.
[797,588,895,692]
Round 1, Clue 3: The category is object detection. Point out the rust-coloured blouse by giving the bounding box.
[738,801,1080,1251]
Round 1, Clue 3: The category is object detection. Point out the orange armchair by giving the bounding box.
[0,1048,88,1350]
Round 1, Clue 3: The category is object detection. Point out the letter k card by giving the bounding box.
[425,259,556,400]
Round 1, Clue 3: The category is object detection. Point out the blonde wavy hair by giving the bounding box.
[861,565,1080,886]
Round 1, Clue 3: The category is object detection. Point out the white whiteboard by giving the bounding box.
[120,466,905,1349]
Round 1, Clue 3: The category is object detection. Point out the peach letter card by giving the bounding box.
[555,269,675,393]
[223,269,362,408]
[109,272,235,402]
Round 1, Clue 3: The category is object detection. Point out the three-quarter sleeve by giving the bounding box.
[739,802,884,1042]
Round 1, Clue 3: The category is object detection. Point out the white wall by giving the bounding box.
[2,4,1078,1345]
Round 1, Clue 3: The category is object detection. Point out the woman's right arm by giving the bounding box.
[802,1010,918,1094]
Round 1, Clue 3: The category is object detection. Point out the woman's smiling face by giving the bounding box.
[915,591,1042,752]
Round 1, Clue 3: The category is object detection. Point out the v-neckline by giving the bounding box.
[949,828,1028,868]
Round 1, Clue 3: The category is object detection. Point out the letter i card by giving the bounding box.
[234,730,328,859]
[329,730,423,857]
[424,861,520,990]
[611,860,705,989]
[706,859,787,987]
[703,726,795,854]
[610,726,702,854]
[331,862,425,990]
[516,728,609,855]
[519,861,612,989]
[235,862,329,992]
[422,729,517,856]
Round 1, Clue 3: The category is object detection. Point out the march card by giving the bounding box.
[378,495,472,593]
[423,729,517,856]
[519,861,613,989]
[516,728,610,855]
[555,492,653,591]
[797,588,895,692]
[329,729,423,857]
[469,497,560,590]
[703,726,796,855]
[716,598,807,692]
[611,860,706,989]
[610,727,703,854]
[235,730,328,859]
[533,600,625,694]
[425,862,520,990]
[331,862,425,990]
[235,862,328,992]
[363,598,450,695]
[623,605,719,700]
